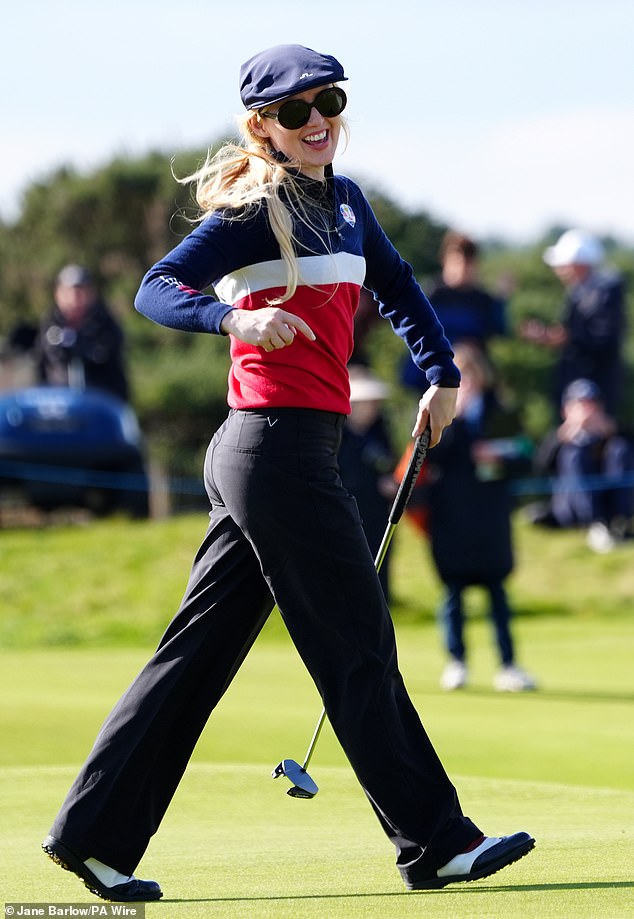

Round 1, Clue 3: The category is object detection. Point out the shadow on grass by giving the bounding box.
[479,881,634,892]
[164,879,634,903]
[407,682,634,705]
[472,687,634,704]
[391,600,576,624]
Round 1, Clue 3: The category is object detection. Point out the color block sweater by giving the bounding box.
[135,172,459,414]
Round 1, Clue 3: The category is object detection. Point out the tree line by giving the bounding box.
[1,145,632,483]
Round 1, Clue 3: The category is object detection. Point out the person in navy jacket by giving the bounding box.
[520,229,626,417]
[42,44,533,900]
[421,343,536,693]
[528,378,634,552]
[401,230,509,392]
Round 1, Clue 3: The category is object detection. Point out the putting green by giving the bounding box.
[2,763,632,918]
[1,623,632,918]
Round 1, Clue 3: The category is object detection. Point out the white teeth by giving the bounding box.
[304,130,327,143]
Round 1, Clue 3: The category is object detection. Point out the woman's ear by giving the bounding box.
[249,113,271,140]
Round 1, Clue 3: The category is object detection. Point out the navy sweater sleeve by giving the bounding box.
[134,215,238,334]
[348,181,460,387]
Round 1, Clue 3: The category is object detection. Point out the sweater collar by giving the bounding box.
[269,148,334,193]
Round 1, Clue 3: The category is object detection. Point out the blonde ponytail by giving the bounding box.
[178,111,321,303]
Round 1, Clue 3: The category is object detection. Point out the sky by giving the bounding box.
[4,0,634,245]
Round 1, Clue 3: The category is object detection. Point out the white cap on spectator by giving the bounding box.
[348,367,390,402]
[543,229,604,267]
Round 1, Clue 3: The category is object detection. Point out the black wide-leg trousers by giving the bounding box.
[50,409,480,875]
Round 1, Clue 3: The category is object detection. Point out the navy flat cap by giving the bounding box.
[240,44,347,110]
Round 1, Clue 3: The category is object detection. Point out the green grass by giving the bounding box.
[4,762,632,918]
[1,514,633,915]
[1,619,632,788]
[1,511,633,647]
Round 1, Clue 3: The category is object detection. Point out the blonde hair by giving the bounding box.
[178,106,348,304]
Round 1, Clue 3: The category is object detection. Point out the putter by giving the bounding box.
[272,423,432,798]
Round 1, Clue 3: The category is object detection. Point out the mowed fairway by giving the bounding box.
[1,514,633,917]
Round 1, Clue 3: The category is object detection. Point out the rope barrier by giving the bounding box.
[0,459,149,493]
[510,470,634,497]
[1,458,633,500]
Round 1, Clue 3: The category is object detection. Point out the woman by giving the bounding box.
[421,343,536,692]
[42,44,534,900]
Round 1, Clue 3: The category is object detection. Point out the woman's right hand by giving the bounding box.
[412,384,458,447]
[220,307,316,352]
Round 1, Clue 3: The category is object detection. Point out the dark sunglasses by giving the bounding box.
[260,87,347,131]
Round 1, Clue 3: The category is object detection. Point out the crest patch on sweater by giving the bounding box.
[340,204,356,227]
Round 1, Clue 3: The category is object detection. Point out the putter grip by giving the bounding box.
[389,425,431,525]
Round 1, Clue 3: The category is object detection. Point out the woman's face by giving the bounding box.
[251,86,343,180]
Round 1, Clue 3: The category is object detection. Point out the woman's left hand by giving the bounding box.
[412,385,458,447]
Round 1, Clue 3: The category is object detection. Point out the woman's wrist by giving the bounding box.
[219,308,237,335]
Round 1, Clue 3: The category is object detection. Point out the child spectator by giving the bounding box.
[527,378,634,553]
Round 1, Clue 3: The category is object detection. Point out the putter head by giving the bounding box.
[271,759,319,798]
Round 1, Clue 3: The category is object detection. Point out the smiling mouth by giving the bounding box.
[303,130,328,145]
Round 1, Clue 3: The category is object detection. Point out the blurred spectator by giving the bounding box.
[402,230,509,392]
[419,343,536,692]
[520,229,626,416]
[526,378,634,553]
[338,366,397,599]
[36,265,130,402]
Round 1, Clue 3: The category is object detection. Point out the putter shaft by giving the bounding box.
[292,426,432,779]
